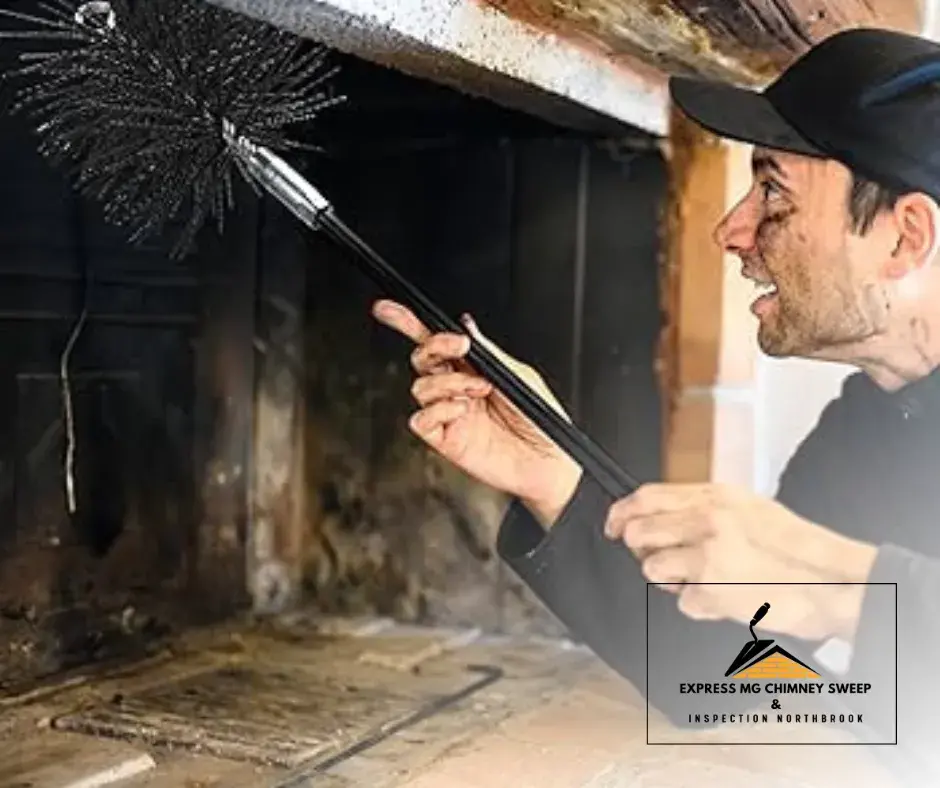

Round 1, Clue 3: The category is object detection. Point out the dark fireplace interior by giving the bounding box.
[0,39,666,696]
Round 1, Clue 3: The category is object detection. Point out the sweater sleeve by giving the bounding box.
[496,472,818,727]
[848,544,940,776]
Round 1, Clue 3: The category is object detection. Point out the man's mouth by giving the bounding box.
[744,271,779,316]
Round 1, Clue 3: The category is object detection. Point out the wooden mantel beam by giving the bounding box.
[480,0,927,86]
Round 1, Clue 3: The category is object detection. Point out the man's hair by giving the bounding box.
[848,173,903,234]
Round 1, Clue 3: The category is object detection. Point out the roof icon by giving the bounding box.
[724,603,820,679]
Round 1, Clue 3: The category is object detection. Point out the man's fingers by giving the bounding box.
[677,586,723,621]
[411,372,492,406]
[372,300,431,344]
[408,399,469,440]
[604,483,726,540]
[640,545,702,588]
[615,510,711,553]
[411,333,471,374]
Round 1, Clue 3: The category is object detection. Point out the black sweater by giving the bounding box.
[497,368,940,781]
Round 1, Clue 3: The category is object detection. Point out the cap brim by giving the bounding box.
[669,76,825,158]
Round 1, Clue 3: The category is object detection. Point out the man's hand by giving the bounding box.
[371,299,581,525]
[604,483,879,643]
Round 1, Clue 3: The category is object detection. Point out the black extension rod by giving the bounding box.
[319,210,641,499]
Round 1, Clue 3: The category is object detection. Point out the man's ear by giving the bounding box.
[885,193,940,279]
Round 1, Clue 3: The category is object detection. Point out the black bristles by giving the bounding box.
[0,0,344,259]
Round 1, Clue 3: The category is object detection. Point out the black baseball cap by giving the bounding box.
[669,28,940,198]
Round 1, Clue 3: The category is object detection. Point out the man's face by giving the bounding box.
[714,147,890,359]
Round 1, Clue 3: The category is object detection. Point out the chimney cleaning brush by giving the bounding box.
[0,0,640,500]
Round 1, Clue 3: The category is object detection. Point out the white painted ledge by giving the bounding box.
[923,0,940,37]
[206,0,669,135]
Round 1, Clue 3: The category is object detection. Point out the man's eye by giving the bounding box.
[760,180,782,200]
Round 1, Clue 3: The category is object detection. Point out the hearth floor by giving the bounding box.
[0,614,904,788]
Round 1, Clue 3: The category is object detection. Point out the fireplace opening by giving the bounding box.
[267,52,667,635]
[0,35,665,702]
[0,11,720,785]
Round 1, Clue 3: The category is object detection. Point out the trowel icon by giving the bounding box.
[724,602,775,677]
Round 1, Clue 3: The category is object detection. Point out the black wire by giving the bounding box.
[60,183,92,516]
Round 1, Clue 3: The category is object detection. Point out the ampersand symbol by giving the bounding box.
[771,699,780,710]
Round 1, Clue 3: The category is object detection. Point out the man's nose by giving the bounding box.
[713,197,757,256]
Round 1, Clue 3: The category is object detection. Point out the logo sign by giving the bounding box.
[645,584,897,745]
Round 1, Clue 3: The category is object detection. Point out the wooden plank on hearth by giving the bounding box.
[109,753,286,788]
[0,730,155,788]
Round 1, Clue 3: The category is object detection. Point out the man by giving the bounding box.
[373,28,940,781]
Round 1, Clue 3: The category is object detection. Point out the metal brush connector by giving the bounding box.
[222,120,333,229]
[75,1,116,31]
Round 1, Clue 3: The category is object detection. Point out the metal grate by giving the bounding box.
[51,632,500,769]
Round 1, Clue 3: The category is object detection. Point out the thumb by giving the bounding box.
[461,313,571,423]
